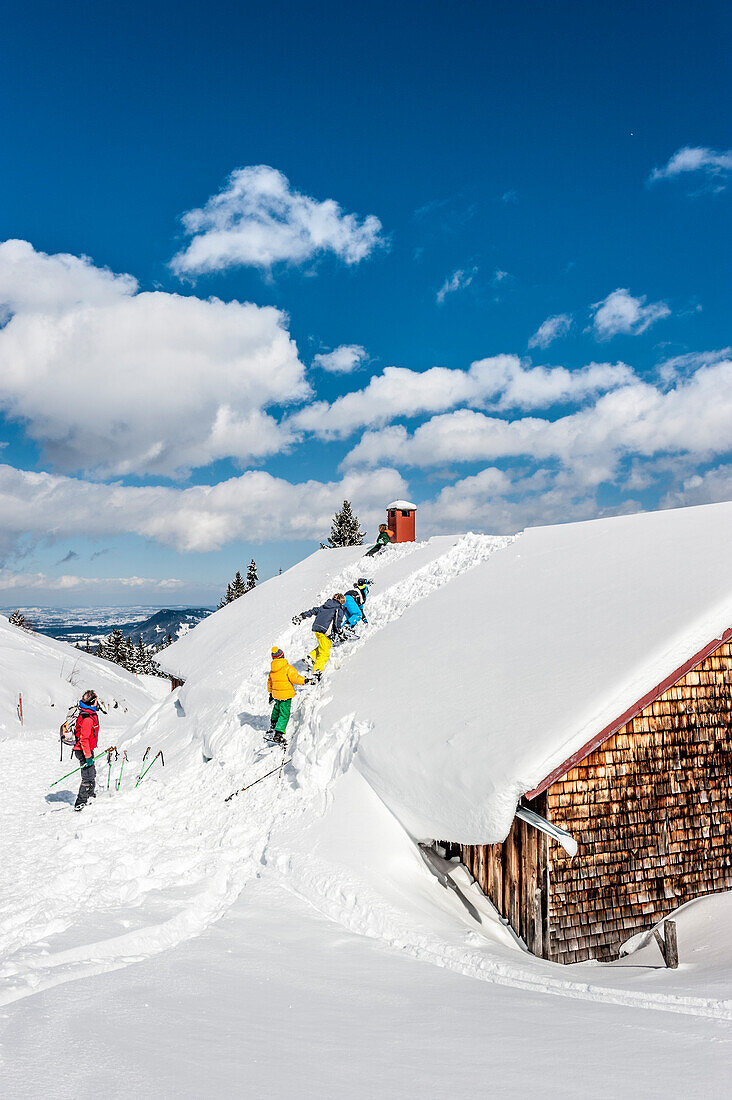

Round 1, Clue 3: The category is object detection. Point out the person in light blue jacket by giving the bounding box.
[343,578,372,630]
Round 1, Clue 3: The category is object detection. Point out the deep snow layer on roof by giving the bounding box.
[321,501,732,844]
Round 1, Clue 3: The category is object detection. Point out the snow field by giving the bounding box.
[1,529,732,1047]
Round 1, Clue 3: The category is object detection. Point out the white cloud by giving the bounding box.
[0,240,309,477]
[657,347,731,384]
[0,571,184,592]
[312,345,368,374]
[0,463,409,556]
[591,288,670,340]
[662,464,732,509]
[436,267,476,304]
[291,355,634,441]
[342,353,732,476]
[528,313,573,350]
[417,467,604,537]
[170,166,385,276]
[650,146,732,190]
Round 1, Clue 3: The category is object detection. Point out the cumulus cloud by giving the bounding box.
[0,239,309,477]
[436,268,476,304]
[417,466,606,537]
[591,288,670,340]
[342,353,732,475]
[528,313,573,350]
[0,464,409,557]
[291,355,634,440]
[170,166,385,276]
[657,347,731,384]
[312,345,368,374]
[662,464,732,509]
[650,146,732,191]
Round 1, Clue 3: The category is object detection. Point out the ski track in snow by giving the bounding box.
[2,533,731,1023]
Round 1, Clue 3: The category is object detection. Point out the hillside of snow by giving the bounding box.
[0,613,160,741]
[1,526,731,1095]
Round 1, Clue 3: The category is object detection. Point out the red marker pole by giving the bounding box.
[18,693,23,726]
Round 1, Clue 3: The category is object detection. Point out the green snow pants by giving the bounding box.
[270,697,292,735]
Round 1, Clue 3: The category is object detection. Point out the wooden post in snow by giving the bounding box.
[653,920,679,968]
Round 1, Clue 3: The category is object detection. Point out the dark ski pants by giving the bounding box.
[365,541,387,557]
[270,698,292,735]
[74,748,96,807]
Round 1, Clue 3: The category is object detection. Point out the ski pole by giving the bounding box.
[135,750,164,787]
[134,746,151,785]
[50,746,117,787]
[106,746,119,790]
[225,759,292,802]
[115,750,128,791]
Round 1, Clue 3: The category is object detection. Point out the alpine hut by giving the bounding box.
[324,502,732,965]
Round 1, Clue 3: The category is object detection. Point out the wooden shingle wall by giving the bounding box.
[547,640,732,964]
[457,792,548,957]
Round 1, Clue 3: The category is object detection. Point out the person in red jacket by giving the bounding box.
[73,689,100,811]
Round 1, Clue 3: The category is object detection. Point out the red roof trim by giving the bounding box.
[525,626,732,800]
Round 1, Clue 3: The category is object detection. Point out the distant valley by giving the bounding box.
[3,606,214,649]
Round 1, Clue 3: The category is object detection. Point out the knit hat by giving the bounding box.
[271,646,284,659]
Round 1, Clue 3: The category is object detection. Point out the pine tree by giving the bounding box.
[134,636,149,675]
[231,570,247,599]
[8,609,34,632]
[245,559,258,592]
[217,582,234,609]
[107,628,125,666]
[322,500,364,548]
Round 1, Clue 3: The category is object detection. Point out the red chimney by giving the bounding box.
[387,500,417,543]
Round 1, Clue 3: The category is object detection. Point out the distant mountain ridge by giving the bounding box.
[21,606,213,649]
[134,608,213,648]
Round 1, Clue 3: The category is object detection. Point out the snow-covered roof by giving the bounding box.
[387,500,417,510]
[322,501,732,844]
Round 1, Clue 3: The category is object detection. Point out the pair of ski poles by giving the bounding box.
[134,747,165,787]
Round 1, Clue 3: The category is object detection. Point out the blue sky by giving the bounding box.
[0,0,729,605]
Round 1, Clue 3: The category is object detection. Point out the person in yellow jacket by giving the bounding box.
[267,646,309,745]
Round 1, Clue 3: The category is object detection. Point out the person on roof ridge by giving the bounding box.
[365,523,393,557]
[267,646,311,746]
[292,594,346,677]
[73,689,100,811]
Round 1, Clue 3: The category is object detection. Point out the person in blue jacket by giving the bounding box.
[292,594,346,676]
[343,578,372,632]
